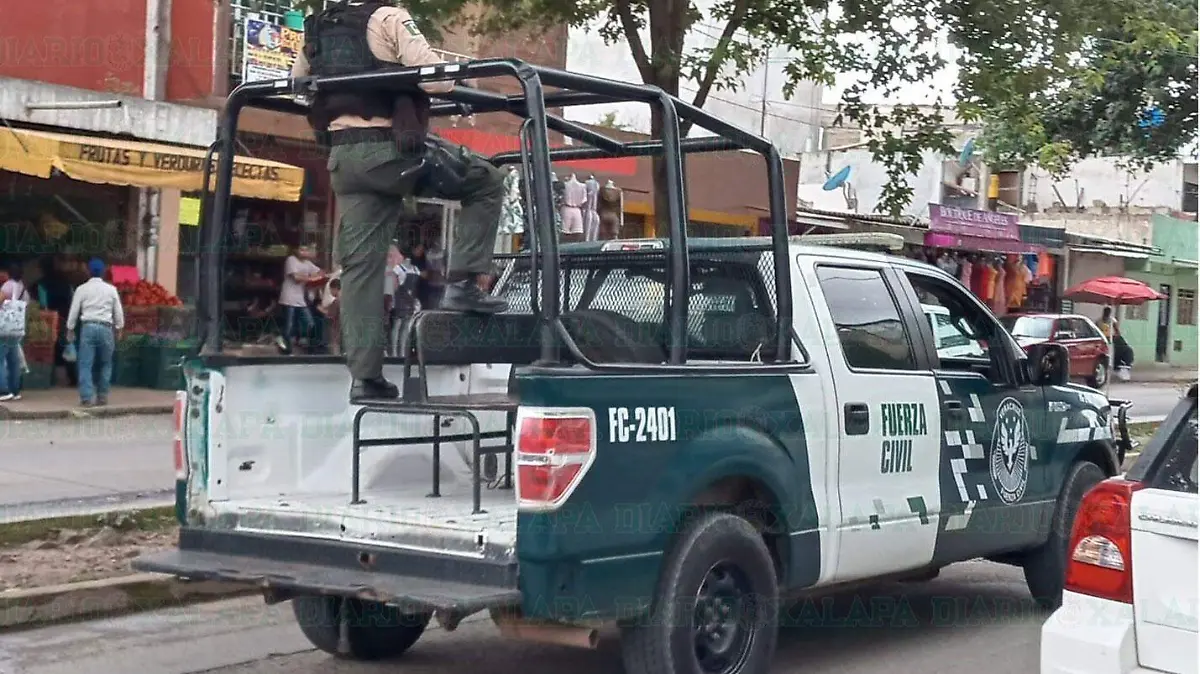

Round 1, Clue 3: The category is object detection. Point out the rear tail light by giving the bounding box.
[173,391,188,481]
[515,408,596,510]
[1064,478,1144,603]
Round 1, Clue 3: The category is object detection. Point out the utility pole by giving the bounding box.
[758,50,769,137]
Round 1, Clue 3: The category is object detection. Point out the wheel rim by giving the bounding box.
[692,561,755,674]
[1096,362,1108,385]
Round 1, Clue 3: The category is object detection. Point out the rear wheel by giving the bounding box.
[1022,461,1106,609]
[620,512,779,674]
[1088,359,1109,388]
[292,595,431,661]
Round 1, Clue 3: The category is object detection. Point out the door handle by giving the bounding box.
[844,403,870,436]
[943,400,964,419]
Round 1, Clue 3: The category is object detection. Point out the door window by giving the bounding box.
[1069,318,1100,339]
[905,272,994,369]
[1148,401,1198,494]
[816,266,917,371]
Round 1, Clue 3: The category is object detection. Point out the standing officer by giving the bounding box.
[293,0,508,400]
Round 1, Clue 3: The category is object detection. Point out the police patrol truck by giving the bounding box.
[135,58,1132,674]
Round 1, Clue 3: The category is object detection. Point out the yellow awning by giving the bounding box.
[0,127,304,202]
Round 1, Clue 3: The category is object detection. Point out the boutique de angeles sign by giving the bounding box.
[928,204,1019,240]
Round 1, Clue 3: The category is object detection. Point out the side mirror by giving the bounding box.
[1026,343,1070,386]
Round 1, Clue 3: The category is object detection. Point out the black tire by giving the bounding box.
[1023,461,1106,609]
[1088,359,1109,388]
[291,595,431,661]
[620,512,779,674]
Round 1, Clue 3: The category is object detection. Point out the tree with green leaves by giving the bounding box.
[301,0,1197,217]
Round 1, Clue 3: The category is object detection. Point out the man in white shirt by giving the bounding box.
[66,258,124,407]
[276,245,324,354]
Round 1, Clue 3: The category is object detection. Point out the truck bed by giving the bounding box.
[208,486,518,561]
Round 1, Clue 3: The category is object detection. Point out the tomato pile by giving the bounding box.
[116,280,183,307]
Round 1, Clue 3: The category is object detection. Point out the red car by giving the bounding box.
[1000,313,1111,387]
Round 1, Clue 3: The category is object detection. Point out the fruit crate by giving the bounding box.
[115,335,148,387]
[139,337,199,390]
[125,306,160,335]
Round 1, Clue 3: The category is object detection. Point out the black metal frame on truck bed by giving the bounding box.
[196,57,794,366]
[193,58,797,515]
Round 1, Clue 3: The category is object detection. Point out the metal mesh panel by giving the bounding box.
[494,250,777,359]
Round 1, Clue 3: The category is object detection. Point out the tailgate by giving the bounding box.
[134,527,520,616]
[1131,488,1199,674]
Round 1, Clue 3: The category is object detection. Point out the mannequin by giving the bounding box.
[499,166,525,235]
[560,173,587,242]
[550,171,565,232]
[584,174,601,241]
[597,179,623,240]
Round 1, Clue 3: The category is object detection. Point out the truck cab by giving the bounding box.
[136,58,1128,674]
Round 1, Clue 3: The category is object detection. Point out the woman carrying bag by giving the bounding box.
[0,266,29,401]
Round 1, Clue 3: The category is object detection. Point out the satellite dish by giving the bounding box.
[958,137,976,166]
[823,165,851,191]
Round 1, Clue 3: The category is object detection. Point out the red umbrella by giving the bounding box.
[1064,276,1166,305]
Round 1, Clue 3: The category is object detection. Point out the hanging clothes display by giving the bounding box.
[991,260,1008,313]
[596,180,623,240]
[584,175,601,241]
[498,167,525,235]
[1006,255,1031,309]
[560,174,587,238]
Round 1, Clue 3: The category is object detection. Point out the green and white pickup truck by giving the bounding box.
[135,58,1133,674]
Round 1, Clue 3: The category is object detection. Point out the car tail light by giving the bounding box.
[1064,479,1144,603]
[515,408,596,510]
[173,391,188,481]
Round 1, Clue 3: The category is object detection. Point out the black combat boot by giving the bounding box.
[350,377,399,401]
[439,280,508,314]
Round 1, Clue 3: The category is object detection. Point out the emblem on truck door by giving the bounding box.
[990,397,1031,504]
[607,407,678,443]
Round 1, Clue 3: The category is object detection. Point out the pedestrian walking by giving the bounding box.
[0,265,29,401]
[66,258,124,407]
[293,0,507,400]
[275,245,324,354]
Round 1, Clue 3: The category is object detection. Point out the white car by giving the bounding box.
[1041,384,1198,674]
[922,303,987,360]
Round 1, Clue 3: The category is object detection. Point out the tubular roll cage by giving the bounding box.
[197,57,794,366]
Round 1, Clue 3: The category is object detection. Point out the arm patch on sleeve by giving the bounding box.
[402,19,422,36]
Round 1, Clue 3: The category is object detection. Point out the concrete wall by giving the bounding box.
[1022,211,1154,245]
[0,0,217,100]
[1124,261,1198,367]
[564,9,825,158]
[795,148,944,217]
[1020,158,1187,213]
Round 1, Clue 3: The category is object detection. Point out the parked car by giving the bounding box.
[1001,313,1111,387]
[1041,383,1198,674]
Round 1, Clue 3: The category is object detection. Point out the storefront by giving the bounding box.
[0,124,305,388]
[909,205,1057,315]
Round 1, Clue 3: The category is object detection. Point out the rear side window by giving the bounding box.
[816,266,917,371]
[1148,402,1198,494]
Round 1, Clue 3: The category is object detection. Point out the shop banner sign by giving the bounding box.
[928,204,1019,240]
[242,16,303,84]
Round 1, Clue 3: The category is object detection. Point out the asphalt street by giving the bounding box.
[0,560,1046,674]
[0,382,1184,518]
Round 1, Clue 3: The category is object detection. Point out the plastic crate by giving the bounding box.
[21,362,54,390]
[140,337,198,390]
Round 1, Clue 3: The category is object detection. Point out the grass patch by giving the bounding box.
[0,506,177,548]
[1127,421,1162,440]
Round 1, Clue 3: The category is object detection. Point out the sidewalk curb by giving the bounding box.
[0,404,173,420]
[0,573,254,631]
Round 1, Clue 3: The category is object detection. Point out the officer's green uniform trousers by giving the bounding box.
[329,134,506,380]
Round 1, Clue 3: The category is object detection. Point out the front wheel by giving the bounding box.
[1023,461,1106,609]
[1088,359,1109,388]
[292,595,431,661]
[620,512,779,674]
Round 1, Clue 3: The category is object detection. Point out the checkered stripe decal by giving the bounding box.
[1056,408,1113,444]
[943,428,987,531]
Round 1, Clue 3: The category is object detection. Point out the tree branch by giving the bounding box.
[615,0,654,82]
[689,0,751,113]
